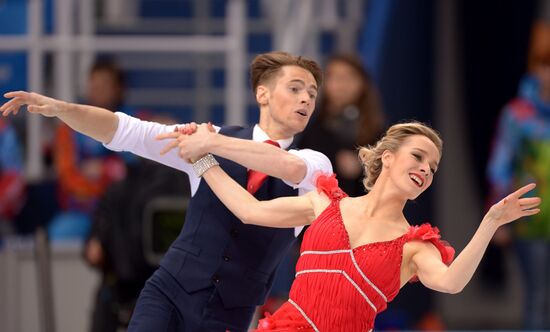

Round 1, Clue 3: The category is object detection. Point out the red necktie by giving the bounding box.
[246,140,280,194]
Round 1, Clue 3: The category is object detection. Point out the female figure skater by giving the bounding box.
[185,121,540,331]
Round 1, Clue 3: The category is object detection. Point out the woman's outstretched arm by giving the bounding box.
[201,163,321,228]
[409,183,540,294]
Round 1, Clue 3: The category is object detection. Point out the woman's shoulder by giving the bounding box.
[405,223,455,265]
[304,172,348,216]
[314,172,348,201]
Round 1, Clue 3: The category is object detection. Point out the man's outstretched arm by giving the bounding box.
[1,91,118,143]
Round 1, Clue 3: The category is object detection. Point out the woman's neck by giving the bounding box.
[360,181,407,222]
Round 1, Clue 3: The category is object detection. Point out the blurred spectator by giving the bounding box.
[85,156,190,332]
[49,60,134,241]
[0,118,25,235]
[298,54,384,196]
[487,20,550,330]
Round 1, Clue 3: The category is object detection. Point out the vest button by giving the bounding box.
[212,274,220,284]
[230,229,239,238]
[222,255,230,262]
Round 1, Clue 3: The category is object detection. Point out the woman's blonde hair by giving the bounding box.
[358,121,443,190]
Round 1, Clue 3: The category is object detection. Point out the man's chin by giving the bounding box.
[293,122,309,134]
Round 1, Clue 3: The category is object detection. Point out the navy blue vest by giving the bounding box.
[159,126,298,308]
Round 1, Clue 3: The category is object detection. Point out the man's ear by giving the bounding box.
[256,85,269,105]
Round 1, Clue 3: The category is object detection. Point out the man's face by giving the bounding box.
[258,65,318,137]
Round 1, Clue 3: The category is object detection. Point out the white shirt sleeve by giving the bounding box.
[284,148,333,195]
[284,149,332,237]
[103,112,207,194]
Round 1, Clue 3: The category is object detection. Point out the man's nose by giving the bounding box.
[300,92,311,105]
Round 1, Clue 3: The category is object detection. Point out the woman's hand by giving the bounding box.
[484,183,541,228]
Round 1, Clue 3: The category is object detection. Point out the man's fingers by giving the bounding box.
[155,131,180,140]
[2,105,20,116]
[159,140,180,155]
[5,91,35,105]
[3,90,28,99]
[0,97,22,113]
[27,104,47,113]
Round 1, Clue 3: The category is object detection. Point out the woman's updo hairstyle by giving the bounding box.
[358,121,443,190]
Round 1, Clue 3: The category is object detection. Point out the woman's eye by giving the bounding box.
[290,87,299,93]
[430,168,436,174]
[412,153,421,161]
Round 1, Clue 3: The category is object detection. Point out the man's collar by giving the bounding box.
[252,124,294,149]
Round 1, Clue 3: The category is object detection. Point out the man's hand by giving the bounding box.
[156,122,216,163]
[156,122,198,155]
[1,91,67,117]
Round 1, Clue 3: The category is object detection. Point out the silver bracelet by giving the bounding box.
[192,153,219,177]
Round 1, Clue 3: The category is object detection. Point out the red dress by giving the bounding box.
[256,174,455,332]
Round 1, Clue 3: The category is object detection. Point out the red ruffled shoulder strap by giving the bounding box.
[407,223,455,265]
[314,172,348,201]
[406,223,455,283]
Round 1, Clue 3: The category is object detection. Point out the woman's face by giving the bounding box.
[324,61,365,109]
[385,135,440,200]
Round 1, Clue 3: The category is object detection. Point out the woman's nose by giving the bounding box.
[420,164,430,176]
